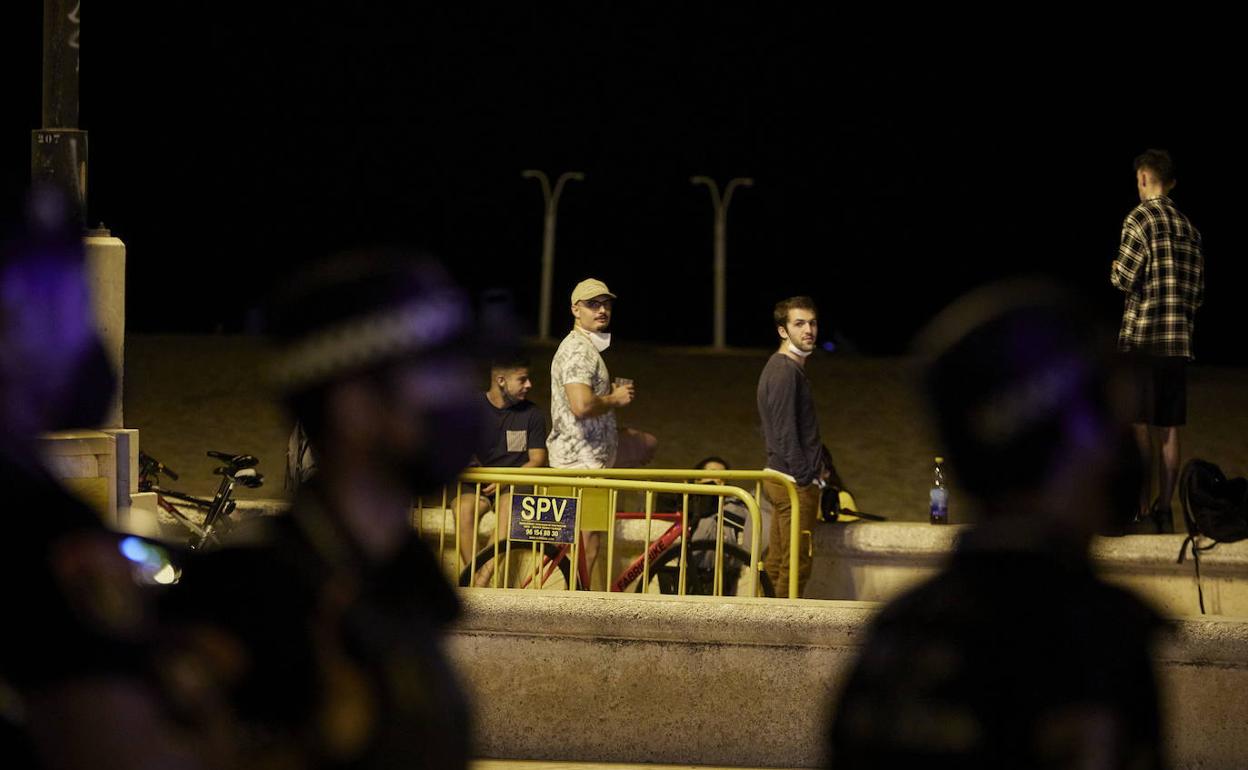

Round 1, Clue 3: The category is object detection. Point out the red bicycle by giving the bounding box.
[138,450,264,549]
[458,502,774,597]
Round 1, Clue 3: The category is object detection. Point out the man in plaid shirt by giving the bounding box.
[1111,148,1204,533]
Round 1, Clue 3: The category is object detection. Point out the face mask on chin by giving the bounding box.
[580,328,611,353]
[787,341,812,359]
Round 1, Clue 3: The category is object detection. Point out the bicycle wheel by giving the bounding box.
[634,541,774,597]
[458,540,572,590]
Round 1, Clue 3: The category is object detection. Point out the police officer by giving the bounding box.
[166,249,480,769]
[0,187,225,768]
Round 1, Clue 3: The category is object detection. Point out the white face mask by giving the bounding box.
[587,330,612,353]
[787,341,812,358]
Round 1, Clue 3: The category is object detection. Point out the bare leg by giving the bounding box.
[1158,426,1181,511]
[578,531,601,589]
[1131,422,1153,519]
[455,492,492,569]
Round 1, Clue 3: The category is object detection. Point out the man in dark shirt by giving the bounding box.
[828,281,1165,770]
[757,296,825,598]
[454,355,548,568]
[1111,148,1204,533]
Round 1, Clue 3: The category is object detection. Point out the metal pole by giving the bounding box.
[42,0,80,128]
[713,211,727,349]
[692,176,752,349]
[34,0,87,225]
[524,169,584,342]
[540,207,557,340]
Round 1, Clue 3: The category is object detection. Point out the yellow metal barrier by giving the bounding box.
[466,467,805,599]
[443,471,767,597]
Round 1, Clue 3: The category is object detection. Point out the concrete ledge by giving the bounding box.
[808,522,1248,617]
[449,590,1248,769]
[235,498,290,519]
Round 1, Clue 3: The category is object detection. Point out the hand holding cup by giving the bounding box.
[611,377,635,407]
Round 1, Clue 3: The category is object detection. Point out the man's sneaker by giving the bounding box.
[1151,500,1175,534]
[1126,511,1157,535]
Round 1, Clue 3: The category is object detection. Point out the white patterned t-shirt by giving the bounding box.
[547,328,617,468]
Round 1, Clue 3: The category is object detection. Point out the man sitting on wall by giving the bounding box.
[453,355,547,570]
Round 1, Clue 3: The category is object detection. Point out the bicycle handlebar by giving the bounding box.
[138,451,179,481]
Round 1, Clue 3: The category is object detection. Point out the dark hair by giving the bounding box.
[773,296,817,328]
[694,455,731,471]
[490,354,530,373]
[1134,149,1176,185]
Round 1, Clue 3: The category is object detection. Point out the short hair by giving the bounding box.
[774,296,817,328]
[1134,149,1176,185]
[694,455,731,471]
[490,354,530,373]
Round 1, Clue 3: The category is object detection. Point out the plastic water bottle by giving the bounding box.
[929,456,949,525]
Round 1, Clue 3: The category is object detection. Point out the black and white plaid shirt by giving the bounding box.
[1111,195,1204,358]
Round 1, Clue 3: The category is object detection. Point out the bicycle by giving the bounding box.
[458,494,774,597]
[138,450,264,549]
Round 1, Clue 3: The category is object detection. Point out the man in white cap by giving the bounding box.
[547,278,657,580]
[548,278,655,470]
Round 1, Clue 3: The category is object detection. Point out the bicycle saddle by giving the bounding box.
[207,451,259,469]
[233,468,265,488]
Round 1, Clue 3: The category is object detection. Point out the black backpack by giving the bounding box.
[1176,459,1248,613]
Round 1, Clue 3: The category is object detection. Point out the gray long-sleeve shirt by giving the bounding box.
[757,352,823,486]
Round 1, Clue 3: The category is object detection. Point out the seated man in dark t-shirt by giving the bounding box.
[454,356,547,568]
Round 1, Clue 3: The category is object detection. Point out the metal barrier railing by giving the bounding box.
[454,467,805,599]
[418,471,767,597]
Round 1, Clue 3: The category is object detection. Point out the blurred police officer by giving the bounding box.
[166,249,479,769]
[828,281,1164,770]
[0,187,225,768]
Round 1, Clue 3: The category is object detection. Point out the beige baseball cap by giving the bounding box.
[571,278,617,305]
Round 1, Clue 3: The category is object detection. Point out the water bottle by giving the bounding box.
[929,456,949,525]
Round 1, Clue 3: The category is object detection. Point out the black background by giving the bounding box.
[4,6,1242,360]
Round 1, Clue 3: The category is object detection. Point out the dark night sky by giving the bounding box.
[5,6,1243,361]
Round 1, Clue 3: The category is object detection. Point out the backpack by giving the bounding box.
[285,422,318,493]
[1176,458,1248,613]
[815,445,886,523]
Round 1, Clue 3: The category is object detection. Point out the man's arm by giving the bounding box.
[565,381,633,419]
[1111,218,1147,293]
[525,406,548,467]
[1194,230,1205,310]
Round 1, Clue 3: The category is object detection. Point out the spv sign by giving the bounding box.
[509,494,578,545]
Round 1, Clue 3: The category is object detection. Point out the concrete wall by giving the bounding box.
[806,522,1248,618]
[39,430,117,525]
[449,590,1248,770]
[227,507,1248,615]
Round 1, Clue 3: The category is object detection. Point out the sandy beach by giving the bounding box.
[125,335,1248,524]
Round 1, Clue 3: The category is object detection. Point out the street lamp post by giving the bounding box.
[34,0,87,224]
[523,169,585,342]
[691,175,753,349]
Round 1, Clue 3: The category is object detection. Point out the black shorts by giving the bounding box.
[1128,354,1187,427]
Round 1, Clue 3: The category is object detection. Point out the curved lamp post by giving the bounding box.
[691,175,753,349]
[523,169,585,342]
